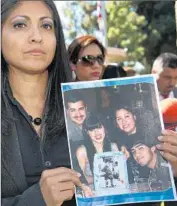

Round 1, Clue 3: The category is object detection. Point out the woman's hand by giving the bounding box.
[156,130,177,177]
[40,167,81,206]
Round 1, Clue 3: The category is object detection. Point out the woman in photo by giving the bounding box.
[115,105,143,151]
[76,113,118,187]
[68,35,106,81]
[114,105,151,184]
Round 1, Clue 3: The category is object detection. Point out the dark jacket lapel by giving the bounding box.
[2,121,27,197]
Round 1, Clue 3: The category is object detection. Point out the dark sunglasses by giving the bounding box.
[78,55,104,66]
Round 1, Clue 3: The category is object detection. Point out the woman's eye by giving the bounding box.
[13,22,26,29]
[42,23,53,30]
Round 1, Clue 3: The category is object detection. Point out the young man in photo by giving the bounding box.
[131,140,171,191]
[65,91,87,142]
[64,91,88,177]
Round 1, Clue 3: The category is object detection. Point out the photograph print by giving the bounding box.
[61,75,177,206]
[94,152,129,197]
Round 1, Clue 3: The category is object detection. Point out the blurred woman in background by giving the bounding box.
[68,35,106,81]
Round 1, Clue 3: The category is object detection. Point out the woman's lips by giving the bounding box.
[25,49,45,56]
[91,72,100,77]
[95,135,102,140]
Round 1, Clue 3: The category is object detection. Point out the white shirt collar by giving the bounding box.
[159,91,174,101]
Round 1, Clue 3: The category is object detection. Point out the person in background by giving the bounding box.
[1,0,90,205]
[68,35,106,81]
[151,53,177,206]
[103,64,127,79]
[151,53,177,101]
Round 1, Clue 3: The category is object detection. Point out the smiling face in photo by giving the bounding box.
[131,144,154,167]
[87,125,106,144]
[116,109,136,135]
[67,100,87,127]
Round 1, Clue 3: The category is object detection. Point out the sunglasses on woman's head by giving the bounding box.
[78,55,104,66]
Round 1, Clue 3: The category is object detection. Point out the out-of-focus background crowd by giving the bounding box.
[55,1,177,76]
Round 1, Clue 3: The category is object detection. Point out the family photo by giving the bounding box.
[94,152,129,196]
[62,75,177,206]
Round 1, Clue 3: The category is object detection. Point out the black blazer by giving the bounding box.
[1,110,76,206]
[1,119,46,205]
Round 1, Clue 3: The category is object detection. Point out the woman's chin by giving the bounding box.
[90,77,100,81]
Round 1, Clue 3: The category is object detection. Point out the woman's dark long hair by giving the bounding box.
[1,0,72,140]
[82,113,112,173]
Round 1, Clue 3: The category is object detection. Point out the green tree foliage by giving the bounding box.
[63,1,176,71]
[135,0,177,66]
[63,1,98,41]
[63,2,80,41]
[106,1,148,64]
[79,1,98,34]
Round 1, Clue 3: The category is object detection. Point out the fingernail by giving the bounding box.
[156,144,161,149]
[160,151,164,156]
[158,136,163,141]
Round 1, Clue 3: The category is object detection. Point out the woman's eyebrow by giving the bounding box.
[40,16,54,21]
[10,15,53,21]
[10,15,30,21]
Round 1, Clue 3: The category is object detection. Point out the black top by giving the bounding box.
[4,85,176,206]
[6,85,76,205]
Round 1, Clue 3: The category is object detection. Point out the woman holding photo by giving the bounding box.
[76,113,118,187]
[2,0,177,205]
